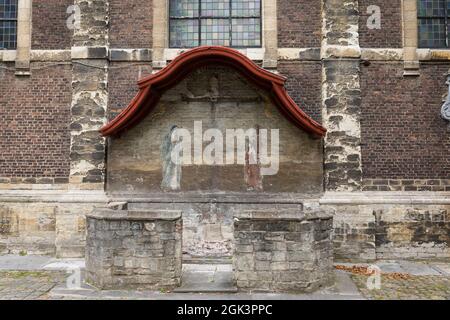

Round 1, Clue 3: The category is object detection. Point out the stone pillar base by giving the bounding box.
[85,209,182,290]
[233,210,334,293]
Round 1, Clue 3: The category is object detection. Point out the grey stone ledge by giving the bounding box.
[31,50,71,62]
[109,48,152,62]
[109,192,319,204]
[71,46,108,59]
[0,189,108,203]
[235,210,332,221]
[321,191,450,205]
[87,209,182,221]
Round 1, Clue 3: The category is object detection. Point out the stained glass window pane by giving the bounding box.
[201,18,230,46]
[418,18,446,47]
[170,19,199,47]
[201,0,230,17]
[169,0,199,17]
[0,21,16,49]
[418,0,445,17]
[231,18,261,47]
[0,0,17,50]
[231,0,260,17]
[169,0,262,48]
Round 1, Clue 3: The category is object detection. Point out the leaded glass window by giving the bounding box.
[418,0,450,48]
[169,0,261,48]
[0,0,17,50]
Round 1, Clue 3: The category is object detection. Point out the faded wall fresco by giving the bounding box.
[107,66,323,257]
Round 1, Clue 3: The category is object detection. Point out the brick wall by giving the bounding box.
[108,62,152,119]
[109,0,153,48]
[0,62,71,182]
[361,62,450,182]
[359,0,402,48]
[278,61,322,123]
[278,0,321,48]
[32,0,73,49]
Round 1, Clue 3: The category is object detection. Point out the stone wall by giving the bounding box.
[278,61,323,123]
[107,66,324,194]
[85,209,182,290]
[233,210,334,293]
[361,62,450,182]
[0,191,106,257]
[321,0,363,192]
[32,0,73,49]
[358,0,402,48]
[108,62,152,119]
[0,62,71,183]
[106,66,323,258]
[322,193,450,260]
[277,0,321,48]
[109,0,153,48]
[69,0,109,186]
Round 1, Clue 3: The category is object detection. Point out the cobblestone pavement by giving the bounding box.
[0,271,66,300]
[0,255,449,300]
[352,274,450,300]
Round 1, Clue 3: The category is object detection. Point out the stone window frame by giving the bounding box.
[402,0,450,75]
[0,0,32,75]
[402,0,420,75]
[152,0,277,70]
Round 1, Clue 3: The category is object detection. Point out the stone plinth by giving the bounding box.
[85,209,182,290]
[233,210,334,293]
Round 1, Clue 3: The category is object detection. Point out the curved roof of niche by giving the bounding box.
[100,46,326,138]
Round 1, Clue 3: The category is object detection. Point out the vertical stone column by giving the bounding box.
[402,0,419,76]
[15,0,32,75]
[152,0,168,71]
[321,0,362,191]
[263,0,278,69]
[70,0,109,188]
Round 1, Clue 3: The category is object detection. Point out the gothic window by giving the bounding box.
[418,0,450,48]
[0,0,17,49]
[169,0,261,48]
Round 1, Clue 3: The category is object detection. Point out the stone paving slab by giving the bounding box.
[432,264,450,276]
[43,259,85,271]
[0,255,53,271]
[174,264,237,293]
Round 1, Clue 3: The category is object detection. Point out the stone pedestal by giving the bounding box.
[85,209,182,290]
[233,210,334,293]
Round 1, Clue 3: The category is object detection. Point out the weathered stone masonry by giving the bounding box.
[86,209,182,290]
[233,210,334,292]
[322,0,362,192]
[1,0,450,262]
[70,0,109,187]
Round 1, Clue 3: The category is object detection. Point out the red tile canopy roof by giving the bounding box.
[100,46,326,137]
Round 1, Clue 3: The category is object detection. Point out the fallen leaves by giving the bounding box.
[335,265,412,280]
